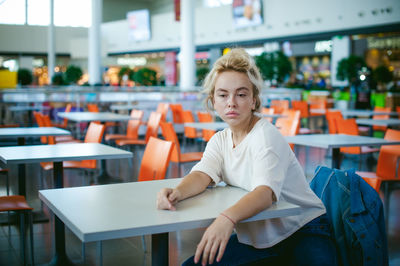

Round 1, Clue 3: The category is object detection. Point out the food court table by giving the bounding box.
[355,118,400,127]
[0,143,132,265]
[184,122,228,131]
[285,134,400,169]
[39,178,301,266]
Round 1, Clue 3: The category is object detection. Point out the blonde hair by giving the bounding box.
[203,48,263,112]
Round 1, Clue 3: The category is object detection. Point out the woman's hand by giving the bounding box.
[156,188,181,211]
[194,214,235,265]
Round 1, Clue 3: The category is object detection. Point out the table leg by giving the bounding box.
[332,148,341,169]
[17,137,26,196]
[50,161,73,266]
[152,232,169,266]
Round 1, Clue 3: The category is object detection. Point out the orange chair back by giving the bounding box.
[276,109,300,137]
[138,137,173,182]
[336,118,360,154]
[160,122,182,162]
[61,103,72,128]
[396,106,400,119]
[83,122,106,143]
[197,111,215,142]
[270,100,289,114]
[87,103,99,112]
[261,107,274,122]
[170,104,184,123]
[362,177,382,193]
[145,112,162,142]
[376,129,400,180]
[325,110,343,134]
[126,119,141,139]
[156,103,170,122]
[182,110,198,139]
[33,111,48,144]
[291,100,309,118]
[373,107,390,131]
[129,109,144,121]
[41,115,56,144]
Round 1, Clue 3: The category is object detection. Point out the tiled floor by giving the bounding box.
[0,137,399,266]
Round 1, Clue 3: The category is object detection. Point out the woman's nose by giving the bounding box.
[227,95,236,107]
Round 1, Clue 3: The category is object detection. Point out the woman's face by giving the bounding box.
[213,71,255,128]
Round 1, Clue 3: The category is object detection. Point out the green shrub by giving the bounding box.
[17,68,33,85]
[133,68,157,86]
[65,65,83,84]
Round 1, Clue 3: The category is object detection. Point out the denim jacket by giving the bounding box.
[309,166,388,266]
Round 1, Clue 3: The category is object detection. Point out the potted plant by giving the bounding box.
[255,51,292,86]
[118,67,135,86]
[17,68,33,86]
[133,67,157,86]
[64,65,83,84]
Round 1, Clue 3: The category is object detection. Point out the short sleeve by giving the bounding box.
[250,147,287,200]
[190,134,223,186]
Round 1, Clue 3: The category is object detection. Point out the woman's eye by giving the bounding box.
[238,94,247,97]
[218,94,227,98]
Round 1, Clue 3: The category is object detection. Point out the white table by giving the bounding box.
[184,122,228,131]
[0,143,133,265]
[356,118,400,127]
[57,112,133,123]
[285,134,400,169]
[0,127,71,195]
[39,178,301,266]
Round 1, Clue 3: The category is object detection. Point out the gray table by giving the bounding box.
[184,122,228,131]
[356,118,400,127]
[0,143,132,265]
[39,178,301,266]
[57,112,133,123]
[0,127,71,195]
[285,134,400,169]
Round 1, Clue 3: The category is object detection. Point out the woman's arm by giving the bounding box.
[194,185,275,265]
[156,171,212,210]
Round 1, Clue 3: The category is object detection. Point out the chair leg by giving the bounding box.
[28,211,34,266]
[82,242,86,264]
[141,235,147,253]
[19,212,26,265]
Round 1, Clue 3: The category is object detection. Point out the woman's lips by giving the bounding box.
[225,111,239,117]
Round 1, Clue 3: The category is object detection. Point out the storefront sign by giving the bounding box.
[314,41,332,53]
[367,37,400,49]
[165,52,177,86]
[127,9,151,42]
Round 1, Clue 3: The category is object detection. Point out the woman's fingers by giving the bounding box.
[216,238,228,262]
[157,188,176,210]
[208,241,220,265]
[194,238,206,264]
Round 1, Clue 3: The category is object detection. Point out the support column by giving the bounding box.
[47,0,55,85]
[89,0,102,85]
[180,0,195,91]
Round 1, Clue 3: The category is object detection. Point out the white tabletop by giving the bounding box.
[184,122,228,131]
[39,178,301,242]
[109,104,136,111]
[0,143,132,164]
[356,119,400,127]
[285,134,400,149]
[9,105,50,112]
[0,127,71,138]
[57,112,133,122]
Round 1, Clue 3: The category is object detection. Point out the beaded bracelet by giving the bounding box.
[220,213,236,225]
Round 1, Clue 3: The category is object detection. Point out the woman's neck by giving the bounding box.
[231,114,259,148]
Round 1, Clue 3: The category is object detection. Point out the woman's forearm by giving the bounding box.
[175,171,212,201]
[222,185,274,224]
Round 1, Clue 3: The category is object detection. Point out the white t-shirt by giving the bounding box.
[191,118,326,248]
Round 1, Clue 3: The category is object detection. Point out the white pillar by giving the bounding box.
[180,0,195,91]
[89,0,102,85]
[47,0,55,85]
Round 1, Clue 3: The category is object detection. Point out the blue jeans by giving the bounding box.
[182,214,338,266]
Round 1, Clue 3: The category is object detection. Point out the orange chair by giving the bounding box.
[156,102,170,122]
[0,195,34,265]
[356,129,400,218]
[261,107,274,123]
[182,110,202,143]
[137,137,173,182]
[325,110,343,134]
[396,106,400,119]
[87,103,100,112]
[276,109,301,150]
[373,106,391,132]
[129,109,144,121]
[309,100,327,116]
[160,122,203,176]
[197,111,216,142]
[170,103,184,124]
[42,114,76,143]
[33,111,48,144]
[105,119,141,142]
[52,103,72,129]
[115,112,162,148]
[336,118,379,169]
[41,122,106,175]
[270,100,289,114]
[291,100,309,120]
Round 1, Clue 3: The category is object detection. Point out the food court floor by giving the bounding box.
[0,138,399,265]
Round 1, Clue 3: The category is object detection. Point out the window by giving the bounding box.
[0,0,26,25]
[54,0,91,27]
[27,0,50,26]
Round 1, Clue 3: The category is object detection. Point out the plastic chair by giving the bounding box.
[115,112,162,148]
[196,111,216,142]
[87,103,100,112]
[182,110,202,144]
[41,123,106,180]
[41,114,75,143]
[309,100,327,116]
[276,109,300,151]
[396,106,400,119]
[138,137,173,182]
[156,102,170,122]
[356,129,400,222]
[336,118,379,170]
[325,110,343,134]
[270,100,289,114]
[373,106,391,132]
[261,107,274,123]
[52,103,72,129]
[291,100,309,120]
[0,195,34,265]
[105,119,141,143]
[160,122,203,176]
[170,103,184,124]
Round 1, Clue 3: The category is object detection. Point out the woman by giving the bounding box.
[157,49,336,266]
